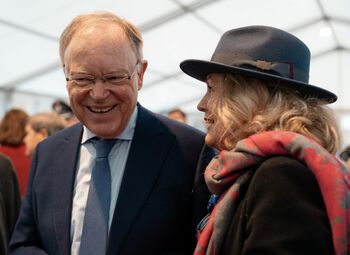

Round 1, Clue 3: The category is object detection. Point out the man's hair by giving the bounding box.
[208,74,340,154]
[0,108,28,146]
[59,11,143,65]
[28,112,66,136]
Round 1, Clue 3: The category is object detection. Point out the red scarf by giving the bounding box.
[195,131,350,255]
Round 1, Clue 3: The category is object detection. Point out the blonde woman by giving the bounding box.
[181,26,350,254]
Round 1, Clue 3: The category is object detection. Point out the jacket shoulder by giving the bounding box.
[223,155,333,254]
[150,110,205,138]
[253,156,310,181]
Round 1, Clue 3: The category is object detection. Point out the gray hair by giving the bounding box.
[28,112,67,136]
[59,11,143,65]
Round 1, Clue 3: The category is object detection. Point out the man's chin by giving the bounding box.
[88,126,121,139]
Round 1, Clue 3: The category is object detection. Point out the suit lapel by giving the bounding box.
[53,124,83,255]
[107,106,174,255]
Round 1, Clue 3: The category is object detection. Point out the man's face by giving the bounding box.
[64,25,147,138]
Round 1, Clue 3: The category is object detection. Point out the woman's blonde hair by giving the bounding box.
[209,74,340,154]
[59,11,143,65]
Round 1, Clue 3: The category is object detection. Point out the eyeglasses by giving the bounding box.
[66,60,139,88]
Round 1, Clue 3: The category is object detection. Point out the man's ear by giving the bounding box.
[137,59,148,90]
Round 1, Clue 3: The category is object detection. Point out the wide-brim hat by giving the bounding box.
[180,25,337,103]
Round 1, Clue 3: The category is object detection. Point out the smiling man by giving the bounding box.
[10,11,215,255]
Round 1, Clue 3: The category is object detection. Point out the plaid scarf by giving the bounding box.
[194,131,350,255]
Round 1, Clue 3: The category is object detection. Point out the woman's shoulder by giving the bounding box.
[253,156,311,180]
[246,155,322,203]
[224,158,333,255]
[246,155,324,208]
[259,155,306,167]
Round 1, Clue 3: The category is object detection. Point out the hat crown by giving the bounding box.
[179,25,337,103]
[212,26,311,83]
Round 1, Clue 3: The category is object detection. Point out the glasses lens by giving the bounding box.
[72,76,94,86]
[105,76,128,85]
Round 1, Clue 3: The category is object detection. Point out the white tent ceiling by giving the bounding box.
[1,0,350,139]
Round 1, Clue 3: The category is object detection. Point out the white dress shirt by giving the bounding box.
[70,108,137,255]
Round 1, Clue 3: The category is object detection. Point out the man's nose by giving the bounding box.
[90,79,110,99]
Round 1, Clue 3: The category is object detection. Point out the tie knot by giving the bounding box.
[94,138,116,158]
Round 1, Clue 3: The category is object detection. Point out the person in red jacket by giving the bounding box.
[0,108,31,198]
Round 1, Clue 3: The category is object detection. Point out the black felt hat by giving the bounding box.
[180,25,337,103]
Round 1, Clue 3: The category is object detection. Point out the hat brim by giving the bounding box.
[180,59,337,103]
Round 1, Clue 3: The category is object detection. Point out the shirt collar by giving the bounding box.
[81,106,138,144]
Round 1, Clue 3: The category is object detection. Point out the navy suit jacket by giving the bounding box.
[9,105,215,255]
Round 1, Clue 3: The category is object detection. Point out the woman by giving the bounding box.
[0,109,31,198]
[180,26,350,254]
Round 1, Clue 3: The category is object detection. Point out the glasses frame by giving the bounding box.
[66,60,139,88]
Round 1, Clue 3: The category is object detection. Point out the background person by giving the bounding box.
[339,145,350,169]
[167,108,188,124]
[0,109,31,198]
[24,112,67,156]
[10,11,215,255]
[0,153,21,255]
[180,25,349,254]
[52,99,79,127]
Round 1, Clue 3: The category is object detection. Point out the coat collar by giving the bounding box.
[107,105,175,254]
[52,124,83,255]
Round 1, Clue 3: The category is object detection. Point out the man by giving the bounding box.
[24,112,67,156]
[10,11,214,255]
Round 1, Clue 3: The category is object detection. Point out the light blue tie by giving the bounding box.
[79,138,116,255]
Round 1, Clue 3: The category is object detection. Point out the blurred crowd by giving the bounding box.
[0,99,78,253]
